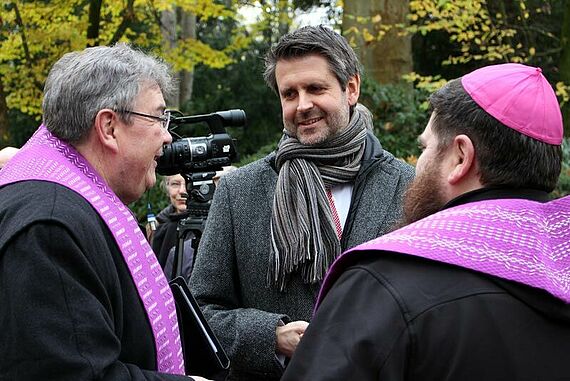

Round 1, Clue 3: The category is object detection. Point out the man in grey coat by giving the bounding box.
[189,25,414,380]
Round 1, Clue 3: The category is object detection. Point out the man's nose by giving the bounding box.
[297,92,314,112]
[163,129,173,144]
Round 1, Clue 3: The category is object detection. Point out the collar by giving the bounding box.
[317,191,570,309]
[444,187,551,209]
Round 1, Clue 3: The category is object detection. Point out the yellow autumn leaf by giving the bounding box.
[362,29,375,43]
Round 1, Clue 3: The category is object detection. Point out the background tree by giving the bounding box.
[0,0,246,146]
[408,1,564,78]
[160,7,197,109]
[560,0,570,134]
[343,0,412,84]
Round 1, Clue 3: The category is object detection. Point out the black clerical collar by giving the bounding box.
[443,187,551,210]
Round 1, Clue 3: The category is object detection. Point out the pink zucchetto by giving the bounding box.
[461,63,563,145]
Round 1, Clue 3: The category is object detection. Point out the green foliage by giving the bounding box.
[408,0,565,96]
[359,77,428,161]
[407,0,569,135]
[0,0,247,145]
[6,108,37,147]
[187,37,283,158]
[554,137,570,197]
[129,175,171,225]
[237,140,278,166]
[408,0,522,65]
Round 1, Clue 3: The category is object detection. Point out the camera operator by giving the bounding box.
[189,25,415,380]
[152,174,192,270]
[0,43,209,380]
[154,167,236,282]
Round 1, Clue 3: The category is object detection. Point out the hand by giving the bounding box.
[0,147,19,169]
[276,320,309,358]
[145,223,155,243]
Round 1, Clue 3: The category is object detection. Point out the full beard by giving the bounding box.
[393,161,448,230]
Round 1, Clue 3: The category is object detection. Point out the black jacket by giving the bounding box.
[0,181,190,380]
[152,205,195,281]
[153,205,183,267]
[283,188,570,380]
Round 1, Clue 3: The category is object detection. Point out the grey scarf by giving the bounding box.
[268,104,372,290]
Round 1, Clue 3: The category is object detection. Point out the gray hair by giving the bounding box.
[42,43,174,143]
[263,25,361,95]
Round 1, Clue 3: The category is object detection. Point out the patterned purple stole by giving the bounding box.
[317,196,570,309]
[0,125,185,374]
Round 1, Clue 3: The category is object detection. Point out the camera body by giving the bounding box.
[156,109,244,176]
[157,135,236,174]
[156,108,245,216]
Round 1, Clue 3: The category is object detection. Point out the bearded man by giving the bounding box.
[282,63,570,380]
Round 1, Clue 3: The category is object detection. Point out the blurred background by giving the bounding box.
[2,0,569,218]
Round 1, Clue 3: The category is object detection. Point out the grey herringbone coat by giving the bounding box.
[189,131,414,380]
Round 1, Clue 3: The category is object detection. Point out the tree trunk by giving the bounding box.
[277,0,290,38]
[87,0,103,46]
[0,79,9,145]
[178,11,196,109]
[161,8,196,110]
[343,0,412,84]
[109,0,135,45]
[560,0,570,137]
[161,8,180,109]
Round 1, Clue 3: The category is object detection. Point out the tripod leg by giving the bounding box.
[171,230,188,280]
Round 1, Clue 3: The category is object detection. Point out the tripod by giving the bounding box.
[167,171,231,379]
[169,171,216,280]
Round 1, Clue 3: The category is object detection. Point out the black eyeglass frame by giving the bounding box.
[117,109,172,130]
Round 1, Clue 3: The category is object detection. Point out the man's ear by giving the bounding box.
[346,74,360,106]
[94,109,119,152]
[447,134,476,185]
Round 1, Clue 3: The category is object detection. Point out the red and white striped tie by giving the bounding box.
[326,188,343,240]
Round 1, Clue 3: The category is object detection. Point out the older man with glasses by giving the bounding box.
[0,44,209,380]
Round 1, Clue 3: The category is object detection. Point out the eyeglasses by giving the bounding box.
[118,109,172,130]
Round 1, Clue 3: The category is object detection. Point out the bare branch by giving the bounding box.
[108,0,135,45]
[12,3,32,67]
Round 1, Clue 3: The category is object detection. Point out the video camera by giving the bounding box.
[155,109,246,279]
[156,109,245,212]
[156,109,245,175]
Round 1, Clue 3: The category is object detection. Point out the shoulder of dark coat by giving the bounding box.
[0,180,108,249]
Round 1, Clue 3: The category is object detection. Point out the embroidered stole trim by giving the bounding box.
[317,197,570,309]
[0,126,185,374]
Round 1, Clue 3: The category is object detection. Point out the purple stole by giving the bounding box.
[0,126,185,374]
[316,196,570,310]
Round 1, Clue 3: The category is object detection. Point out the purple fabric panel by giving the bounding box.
[317,196,570,311]
[0,126,185,374]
